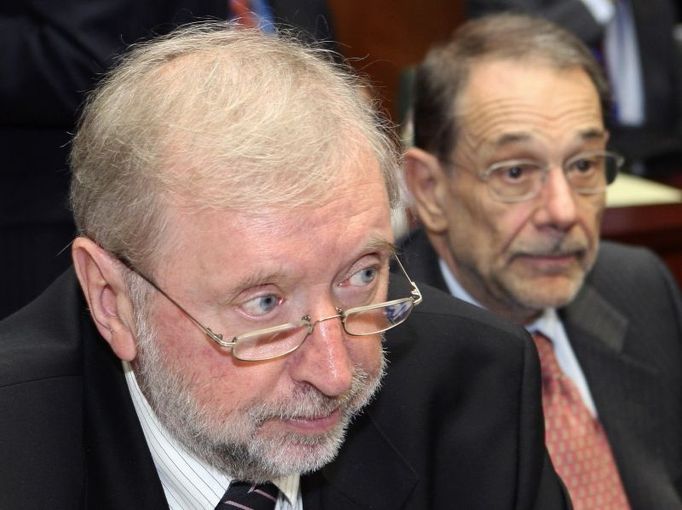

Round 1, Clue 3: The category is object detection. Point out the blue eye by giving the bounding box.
[241,294,281,317]
[348,267,378,287]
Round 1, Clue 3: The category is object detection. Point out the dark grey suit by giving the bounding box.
[0,268,569,509]
[399,228,682,509]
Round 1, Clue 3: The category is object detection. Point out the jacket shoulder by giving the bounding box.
[0,270,87,507]
[401,281,531,357]
[0,269,83,387]
[588,241,681,312]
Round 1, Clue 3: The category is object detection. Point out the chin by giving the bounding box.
[511,274,585,311]
[520,287,581,311]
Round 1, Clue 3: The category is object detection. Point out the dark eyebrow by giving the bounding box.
[492,127,607,148]
[578,128,607,141]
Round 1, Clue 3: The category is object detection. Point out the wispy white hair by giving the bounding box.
[70,22,401,271]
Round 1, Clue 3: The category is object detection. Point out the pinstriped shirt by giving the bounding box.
[123,362,302,510]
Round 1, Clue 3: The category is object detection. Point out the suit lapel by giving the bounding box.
[399,229,449,294]
[80,306,169,509]
[562,281,659,382]
[562,281,660,432]
[562,283,628,354]
[302,411,418,509]
[561,281,665,500]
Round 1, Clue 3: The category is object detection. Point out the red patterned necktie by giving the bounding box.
[532,332,630,510]
[216,481,279,510]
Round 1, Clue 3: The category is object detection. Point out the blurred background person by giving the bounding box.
[0,0,335,319]
[0,22,570,509]
[465,0,682,178]
[403,14,682,509]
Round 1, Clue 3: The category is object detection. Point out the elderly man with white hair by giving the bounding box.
[0,23,569,509]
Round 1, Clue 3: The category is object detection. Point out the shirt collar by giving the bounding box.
[438,258,484,308]
[526,307,564,340]
[438,258,598,415]
[123,361,300,509]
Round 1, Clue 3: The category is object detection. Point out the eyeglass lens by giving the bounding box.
[488,152,621,201]
[233,298,416,361]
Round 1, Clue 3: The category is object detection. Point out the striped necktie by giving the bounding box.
[532,332,630,510]
[216,481,279,510]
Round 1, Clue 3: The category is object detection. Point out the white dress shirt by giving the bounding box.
[438,258,599,416]
[123,362,303,510]
[580,0,615,24]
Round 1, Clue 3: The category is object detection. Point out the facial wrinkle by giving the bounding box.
[462,99,600,142]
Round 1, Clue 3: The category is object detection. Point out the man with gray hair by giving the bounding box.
[402,13,682,509]
[0,23,569,509]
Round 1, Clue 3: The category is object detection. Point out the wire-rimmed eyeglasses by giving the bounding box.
[477,149,624,203]
[115,253,422,361]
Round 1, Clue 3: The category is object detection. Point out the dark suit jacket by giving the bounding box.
[0,268,569,509]
[399,228,682,509]
[0,0,227,317]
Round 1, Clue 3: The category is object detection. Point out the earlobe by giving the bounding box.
[71,237,138,361]
[403,147,451,233]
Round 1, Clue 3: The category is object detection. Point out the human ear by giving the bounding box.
[404,147,452,233]
[71,237,138,361]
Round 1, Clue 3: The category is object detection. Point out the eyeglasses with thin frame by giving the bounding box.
[114,253,422,361]
[477,149,624,203]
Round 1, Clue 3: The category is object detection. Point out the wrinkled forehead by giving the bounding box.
[159,139,388,211]
[152,146,391,251]
[454,59,604,156]
[147,157,394,289]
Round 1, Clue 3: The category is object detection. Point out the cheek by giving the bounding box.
[577,201,604,266]
[499,207,536,250]
[446,188,485,243]
[151,307,218,369]
[447,194,527,262]
[150,306,284,406]
[581,199,604,239]
[347,335,383,374]
[190,355,288,416]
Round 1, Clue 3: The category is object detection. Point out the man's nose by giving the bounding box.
[534,167,579,229]
[288,311,354,397]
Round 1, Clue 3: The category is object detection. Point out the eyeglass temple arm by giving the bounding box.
[394,255,423,305]
[114,254,234,347]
